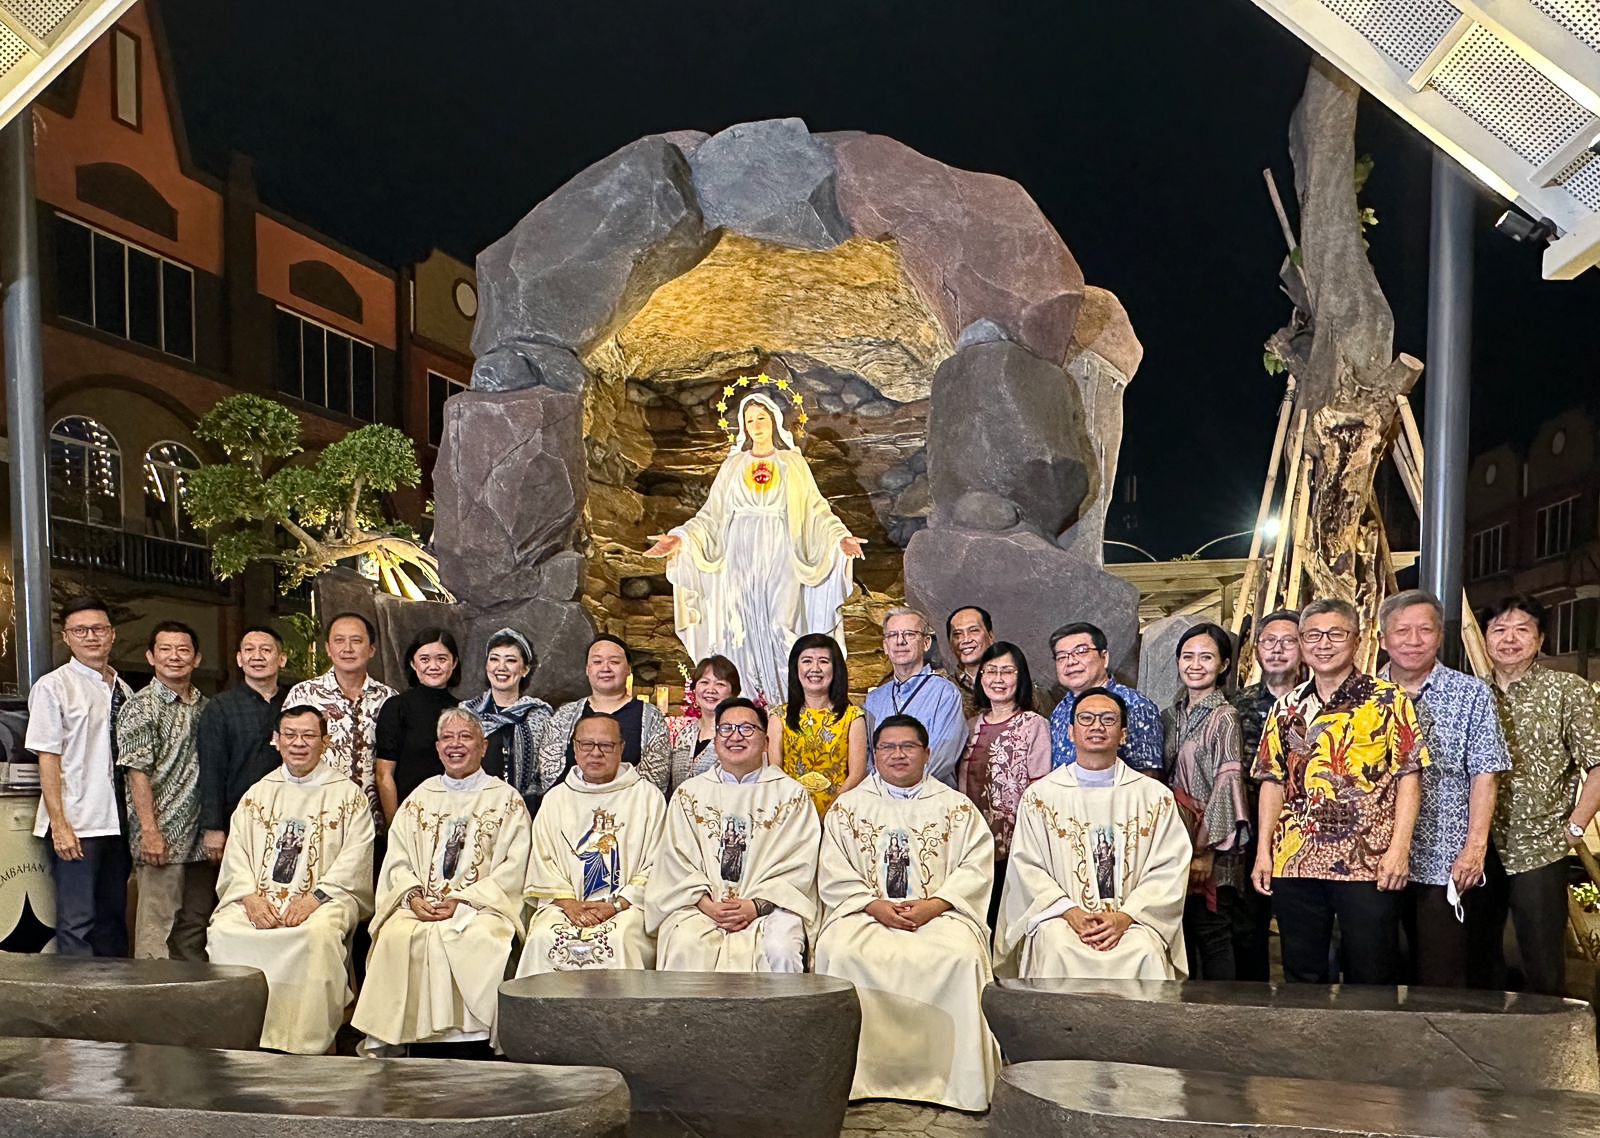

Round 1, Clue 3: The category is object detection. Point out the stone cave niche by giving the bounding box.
[578,232,954,691]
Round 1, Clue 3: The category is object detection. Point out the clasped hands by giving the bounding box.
[241,890,321,930]
[645,533,867,560]
[554,897,623,928]
[1065,907,1133,951]
[697,894,759,932]
[407,891,464,923]
[865,897,951,931]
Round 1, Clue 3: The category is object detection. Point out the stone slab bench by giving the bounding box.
[983,977,1600,1092]
[0,1035,629,1136]
[0,950,268,1049]
[499,971,859,1138]
[990,1059,1600,1137]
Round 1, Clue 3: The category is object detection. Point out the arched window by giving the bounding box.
[48,415,122,530]
[143,441,203,545]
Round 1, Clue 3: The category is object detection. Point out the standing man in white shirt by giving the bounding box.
[25,596,133,956]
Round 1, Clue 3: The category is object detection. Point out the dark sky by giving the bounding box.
[159,0,1600,559]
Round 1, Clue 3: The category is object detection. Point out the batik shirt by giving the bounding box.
[1230,681,1279,768]
[1489,665,1600,874]
[284,670,397,827]
[1252,672,1429,881]
[1379,663,1510,886]
[116,680,209,864]
[1050,678,1165,776]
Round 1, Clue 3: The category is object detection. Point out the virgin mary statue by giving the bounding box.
[644,391,865,703]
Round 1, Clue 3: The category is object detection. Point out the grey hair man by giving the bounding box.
[864,608,966,787]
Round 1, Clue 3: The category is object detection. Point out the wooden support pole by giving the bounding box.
[1264,410,1309,618]
[1233,376,1298,644]
[1285,452,1315,612]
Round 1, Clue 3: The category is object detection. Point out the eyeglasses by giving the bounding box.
[1073,711,1122,728]
[875,742,923,756]
[1258,636,1297,651]
[716,723,763,739]
[1052,645,1100,662]
[64,624,112,639]
[574,740,619,754]
[980,666,1018,679]
[1301,628,1353,645]
[277,731,322,744]
[884,631,930,644]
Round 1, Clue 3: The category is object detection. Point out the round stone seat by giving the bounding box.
[0,1036,629,1136]
[983,978,1600,1092]
[0,950,268,1049]
[499,971,860,1138]
[991,1059,1600,1137]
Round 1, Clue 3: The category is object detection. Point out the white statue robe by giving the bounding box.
[644,764,820,972]
[668,448,852,703]
[814,775,1001,1111]
[351,771,531,1049]
[206,762,375,1054]
[995,761,1191,981]
[519,763,666,974]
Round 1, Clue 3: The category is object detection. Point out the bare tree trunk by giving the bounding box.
[1269,57,1422,618]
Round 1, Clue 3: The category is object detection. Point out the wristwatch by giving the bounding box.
[1569,821,1587,841]
[751,899,775,917]
[312,887,332,904]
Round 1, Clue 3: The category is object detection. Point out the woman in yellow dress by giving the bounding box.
[768,633,866,815]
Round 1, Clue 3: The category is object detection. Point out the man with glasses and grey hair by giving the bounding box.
[1377,589,1509,988]
[1251,598,1429,985]
[865,608,965,787]
[26,596,134,957]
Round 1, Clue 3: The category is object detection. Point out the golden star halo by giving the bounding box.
[721,373,808,448]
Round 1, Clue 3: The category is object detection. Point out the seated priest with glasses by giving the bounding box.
[814,714,1000,1111]
[996,687,1191,980]
[645,698,820,972]
[520,710,666,974]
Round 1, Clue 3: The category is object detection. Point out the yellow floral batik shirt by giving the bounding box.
[1252,672,1429,881]
[777,703,864,816]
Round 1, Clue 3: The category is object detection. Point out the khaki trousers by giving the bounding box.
[134,861,217,961]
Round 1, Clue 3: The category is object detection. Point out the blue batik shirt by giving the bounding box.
[1380,661,1511,886]
[1050,678,1165,777]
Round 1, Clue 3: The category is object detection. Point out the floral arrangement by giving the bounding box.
[717,373,808,448]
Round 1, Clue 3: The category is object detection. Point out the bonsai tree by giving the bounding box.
[184,394,451,600]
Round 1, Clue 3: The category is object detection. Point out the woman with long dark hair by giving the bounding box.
[768,633,865,815]
[375,627,462,824]
[958,641,1051,923]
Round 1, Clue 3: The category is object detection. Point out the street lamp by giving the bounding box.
[1188,518,1280,560]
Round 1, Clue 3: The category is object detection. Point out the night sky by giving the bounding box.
[159,0,1600,559]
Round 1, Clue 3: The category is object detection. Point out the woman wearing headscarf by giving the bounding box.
[643,387,866,705]
[459,628,553,813]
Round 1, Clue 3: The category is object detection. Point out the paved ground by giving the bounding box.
[843,1101,989,1137]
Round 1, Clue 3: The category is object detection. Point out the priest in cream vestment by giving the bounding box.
[645,698,820,971]
[207,705,374,1054]
[353,709,531,1053]
[815,715,1000,1111]
[520,711,666,974]
[996,688,1190,980]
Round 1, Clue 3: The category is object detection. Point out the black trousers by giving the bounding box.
[1467,844,1569,996]
[1184,887,1256,981]
[1236,882,1273,982]
[50,836,130,957]
[1272,877,1401,985]
[1403,882,1475,988]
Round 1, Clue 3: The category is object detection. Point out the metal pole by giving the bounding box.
[2,111,53,688]
[1421,149,1474,669]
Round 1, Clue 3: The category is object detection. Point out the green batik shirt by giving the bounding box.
[1489,665,1600,874]
[115,680,209,864]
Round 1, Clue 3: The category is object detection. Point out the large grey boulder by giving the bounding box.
[689,118,850,250]
[834,133,1085,364]
[433,387,586,607]
[984,978,1600,1092]
[499,971,860,1138]
[926,341,1097,539]
[472,136,714,375]
[0,953,266,1050]
[991,1060,1600,1138]
[0,1036,630,1136]
[905,527,1139,686]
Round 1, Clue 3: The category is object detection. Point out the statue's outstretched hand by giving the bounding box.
[840,536,867,559]
[645,533,682,559]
